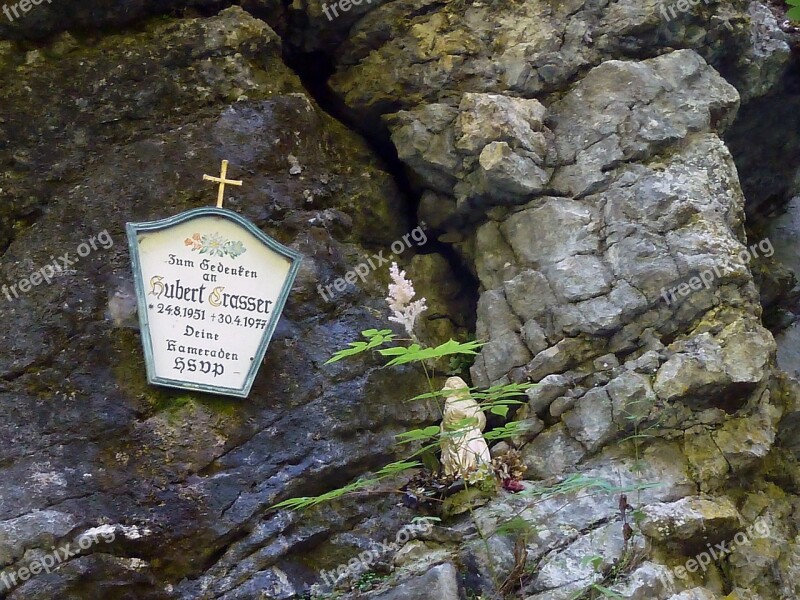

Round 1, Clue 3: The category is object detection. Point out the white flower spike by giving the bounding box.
[386,262,427,338]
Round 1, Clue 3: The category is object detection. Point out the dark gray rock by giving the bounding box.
[520,424,586,479]
[526,374,571,414]
[0,0,276,41]
[0,8,442,599]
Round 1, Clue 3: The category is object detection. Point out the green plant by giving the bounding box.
[787,0,800,21]
[273,264,529,513]
[355,571,386,591]
[581,554,604,572]
[272,334,527,511]
[582,583,625,599]
[568,547,645,600]
[448,334,478,375]
[328,330,483,371]
[274,265,668,600]
[272,460,421,511]
[488,474,661,598]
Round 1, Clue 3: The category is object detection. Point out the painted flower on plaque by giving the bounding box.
[222,239,246,258]
[184,232,247,259]
[184,233,202,250]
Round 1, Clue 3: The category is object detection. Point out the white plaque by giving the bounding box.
[127,208,301,398]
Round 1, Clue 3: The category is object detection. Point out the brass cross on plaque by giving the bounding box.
[203,160,243,208]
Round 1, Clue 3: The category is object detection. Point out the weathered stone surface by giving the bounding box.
[667,589,723,600]
[459,535,517,596]
[386,93,554,218]
[653,323,774,407]
[328,0,749,118]
[608,562,676,599]
[530,521,636,591]
[502,199,598,267]
[606,370,657,428]
[0,511,78,565]
[313,1,795,598]
[639,497,741,546]
[729,2,791,102]
[0,0,222,40]
[543,255,613,303]
[385,104,461,194]
[520,424,586,479]
[3,0,800,598]
[562,388,615,453]
[549,51,739,197]
[371,563,460,600]
[407,253,473,345]
[526,374,570,415]
[473,289,530,385]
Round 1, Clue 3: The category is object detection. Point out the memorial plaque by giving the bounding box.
[126,163,301,397]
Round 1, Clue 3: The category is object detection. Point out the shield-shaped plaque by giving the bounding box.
[127,207,301,398]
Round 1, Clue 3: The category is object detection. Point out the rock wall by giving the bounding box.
[1,1,800,599]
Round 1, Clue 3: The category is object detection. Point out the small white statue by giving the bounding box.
[440,376,492,478]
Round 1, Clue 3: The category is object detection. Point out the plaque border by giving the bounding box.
[126,207,302,398]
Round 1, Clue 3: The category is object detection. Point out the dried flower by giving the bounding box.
[492,449,527,487]
[386,262,427,338]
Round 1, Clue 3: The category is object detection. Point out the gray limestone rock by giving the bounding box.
[521,424,586,479]
[1,0,797,598]
[562,388,615,453]
[371,563,460,600]
[527,374,571,414]
[639,497,742,546]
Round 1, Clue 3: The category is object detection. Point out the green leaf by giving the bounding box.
[325,331,397,364]
[405,389,449,403]
[412,515,441,524]
[484,421,524,440]
[405,440,444,458]
[789,5,800,20]
[383,339,481,366]
[374,460,421,476]
[395,426,441,443]
[620,433,652,442]
[580,554,604,571]
[271,460,421,511]
[446,416,481,431]
[495,516,534,536]
[406,382,529,405]
[489,405,510,417]
[377,346,410,356]
[324,341,368,364]
[590,584,624,599]
[361,329,393,337]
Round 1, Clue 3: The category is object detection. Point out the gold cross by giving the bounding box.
[203,160,243,208]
